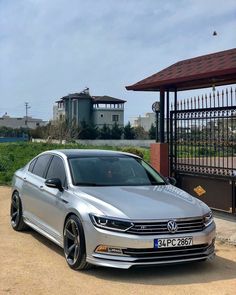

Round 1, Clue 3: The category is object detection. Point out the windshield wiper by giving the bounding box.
[150,181,166,185]
[75,182,104,186]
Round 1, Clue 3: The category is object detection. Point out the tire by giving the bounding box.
[10,191,28,231]
[63,215,91,270]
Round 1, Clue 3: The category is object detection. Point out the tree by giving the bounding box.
[99,124,111,139]
[87,123,99,139]
[79,120,98,139]
[32,119,80,142]
[68,118,80,140]
[133,126,148,139]
[149,123,156,139]
[111,122,123,139]
[123,122,135,139]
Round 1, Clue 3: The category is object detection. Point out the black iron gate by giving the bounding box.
[170,88,236,213]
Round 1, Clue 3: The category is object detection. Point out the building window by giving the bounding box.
[112,115,119,122]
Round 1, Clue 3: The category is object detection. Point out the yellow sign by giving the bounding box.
[194,185,206,197]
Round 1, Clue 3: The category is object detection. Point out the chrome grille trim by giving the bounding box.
[126,217,205,235]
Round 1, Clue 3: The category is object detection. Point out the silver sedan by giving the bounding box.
[11,149,216,270]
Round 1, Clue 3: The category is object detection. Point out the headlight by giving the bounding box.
[90,214,133,232]
[204,211,213,227]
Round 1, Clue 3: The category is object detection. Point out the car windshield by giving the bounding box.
[69,156,166,186]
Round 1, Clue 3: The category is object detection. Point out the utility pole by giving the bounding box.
[25,102,31,128]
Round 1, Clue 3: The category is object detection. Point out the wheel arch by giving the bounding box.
[12,189,18,197]
[63,209,84,231]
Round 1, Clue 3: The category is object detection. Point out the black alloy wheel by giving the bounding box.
[10,192,28,231]
[63,215,90,270]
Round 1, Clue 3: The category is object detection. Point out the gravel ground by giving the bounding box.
[0,186,236,295]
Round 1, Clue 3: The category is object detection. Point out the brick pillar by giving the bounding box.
[150,143,169,177]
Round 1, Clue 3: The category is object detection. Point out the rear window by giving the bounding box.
[32,154,52,178]
[28,158,37,172]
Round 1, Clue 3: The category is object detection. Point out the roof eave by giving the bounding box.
[126,68,236,92]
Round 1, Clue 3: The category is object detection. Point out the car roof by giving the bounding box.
[45,149,139,159]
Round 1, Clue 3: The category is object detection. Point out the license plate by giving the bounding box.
[154,237,193,248]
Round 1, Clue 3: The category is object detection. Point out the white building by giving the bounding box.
[132,112,156,131]
[0,114,48,129]
[53,103,65,122]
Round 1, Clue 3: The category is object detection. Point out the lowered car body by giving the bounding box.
[11,149,216,270]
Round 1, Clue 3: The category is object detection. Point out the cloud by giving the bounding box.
[0,0,235,121]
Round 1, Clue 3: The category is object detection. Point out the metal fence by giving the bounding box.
[170,87,236,178]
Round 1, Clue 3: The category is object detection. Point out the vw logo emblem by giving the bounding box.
[167,220,178,233]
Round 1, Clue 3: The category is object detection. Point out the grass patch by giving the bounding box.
[0,142,150,185]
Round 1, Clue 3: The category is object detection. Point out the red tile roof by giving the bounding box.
[126,48,236,91]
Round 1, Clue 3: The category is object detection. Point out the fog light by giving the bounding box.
[95,245,123,255]
[96,245,109,253]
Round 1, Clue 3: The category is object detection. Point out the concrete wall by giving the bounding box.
[77,98,92,125]
[32,138,154,148]
[65,96,92,125]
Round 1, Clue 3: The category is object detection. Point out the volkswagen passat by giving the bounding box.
[11,150,215,270]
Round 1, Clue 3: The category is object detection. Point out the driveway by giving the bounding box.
[0,186,236,295]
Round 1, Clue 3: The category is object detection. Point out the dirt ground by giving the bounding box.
[0,186,236,295]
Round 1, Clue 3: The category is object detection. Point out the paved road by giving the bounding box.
[0,187,236,295]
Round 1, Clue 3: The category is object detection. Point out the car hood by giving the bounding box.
[74,185,209,220]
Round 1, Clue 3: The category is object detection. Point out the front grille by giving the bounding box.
[127,217,205,235]
[122,243,214,263]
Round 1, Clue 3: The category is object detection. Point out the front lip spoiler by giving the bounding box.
[87,252,215,269]
[87,244,215,269]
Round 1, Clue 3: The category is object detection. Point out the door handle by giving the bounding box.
[60,198,68,204]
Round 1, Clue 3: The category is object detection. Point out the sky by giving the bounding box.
[0,0,236,123]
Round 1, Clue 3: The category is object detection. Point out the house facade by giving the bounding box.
[53,89,126,128]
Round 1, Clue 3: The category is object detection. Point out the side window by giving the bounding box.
[46,156,67,187]
[28,158,37,173]
[32,154,52,178]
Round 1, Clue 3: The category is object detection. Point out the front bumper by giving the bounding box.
[84,221,216,269]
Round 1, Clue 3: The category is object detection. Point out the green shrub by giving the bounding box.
[121,147,144,158]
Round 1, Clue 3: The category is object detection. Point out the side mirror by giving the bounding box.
[45,178,63,192]
[166,177,177,186]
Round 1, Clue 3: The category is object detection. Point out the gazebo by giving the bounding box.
[126,48,236,176]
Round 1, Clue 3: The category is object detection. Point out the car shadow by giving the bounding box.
[87,255,236,285]
[24,228,64,258]
[24,229,236,285]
